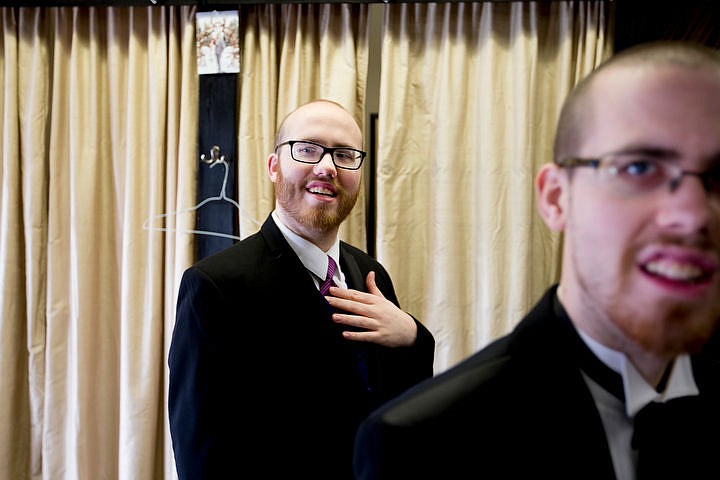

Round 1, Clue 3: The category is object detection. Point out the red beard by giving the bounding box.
[274,165,359,231]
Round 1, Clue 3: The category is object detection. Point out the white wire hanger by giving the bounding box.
[143,145,260,240]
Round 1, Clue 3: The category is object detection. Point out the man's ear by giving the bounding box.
[267,152,279,182]
[535,163,567,232]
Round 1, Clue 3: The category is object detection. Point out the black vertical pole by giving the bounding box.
[196,73,238,260]
[366,112,378,258]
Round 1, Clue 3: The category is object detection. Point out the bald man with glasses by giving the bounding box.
[168,99,434,479]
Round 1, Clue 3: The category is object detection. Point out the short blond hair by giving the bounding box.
[553,41,720,164]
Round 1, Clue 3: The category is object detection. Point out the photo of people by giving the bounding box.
[196,10,240,75]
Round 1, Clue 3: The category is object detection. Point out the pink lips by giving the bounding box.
[306,181,337,198]
[639,246,717,292]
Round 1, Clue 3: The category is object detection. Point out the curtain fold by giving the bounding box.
[1,6,197,479]
[0,8,32,478]
[377,1,613,371]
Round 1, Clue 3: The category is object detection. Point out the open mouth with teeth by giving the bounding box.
[307,186,336,197]
[642,258,712,285]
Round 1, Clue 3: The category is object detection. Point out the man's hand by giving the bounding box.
[325,271,418,347]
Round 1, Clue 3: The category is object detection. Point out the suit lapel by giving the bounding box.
[260,214,293,257]
[510,288,618,477]
[263,216,365,293]
[260,215,330,307]
[339,244,365,291]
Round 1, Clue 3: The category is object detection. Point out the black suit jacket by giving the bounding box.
[168,215,435,479]
[353,285,720,479]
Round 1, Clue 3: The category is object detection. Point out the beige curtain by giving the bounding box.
[0,6,198,479]
[236,3,369,248]
[376,2,614,372]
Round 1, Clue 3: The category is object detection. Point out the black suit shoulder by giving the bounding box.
[186,229,267,279]
[354,286,613,480]
[364,332,519,427]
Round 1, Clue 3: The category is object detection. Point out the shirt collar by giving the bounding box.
[577,329,699,417]
[271,210,340,281]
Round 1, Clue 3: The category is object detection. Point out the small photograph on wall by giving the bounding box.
[196,10,240,75]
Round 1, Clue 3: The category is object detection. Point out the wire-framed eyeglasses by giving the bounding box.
[555,154,720,201]
[275,140,366,170]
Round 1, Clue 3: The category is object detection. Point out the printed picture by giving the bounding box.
[196,10,240,75]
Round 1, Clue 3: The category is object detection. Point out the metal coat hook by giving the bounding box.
[201,145,225,164]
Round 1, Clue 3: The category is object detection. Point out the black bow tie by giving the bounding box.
[553,294,624,401]
[632,396,706,479]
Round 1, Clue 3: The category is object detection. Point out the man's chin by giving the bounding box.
[308,209,345,231]
[629,314,718,356]
[308,195,357,230]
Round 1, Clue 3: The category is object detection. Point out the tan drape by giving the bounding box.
[236,3,369,248]
[0,6,198,479]
[376,2,613,372]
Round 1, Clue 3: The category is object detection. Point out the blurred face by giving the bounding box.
[539,65,720,356]
[268,102,362,241]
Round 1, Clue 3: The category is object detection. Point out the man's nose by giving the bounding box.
[314,152,337,175]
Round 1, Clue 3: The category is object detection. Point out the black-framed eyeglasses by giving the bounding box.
[555,154,720,200]
[275,140,366,170]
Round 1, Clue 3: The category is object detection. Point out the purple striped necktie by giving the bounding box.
[320,255,372,392]
[319,256,337,295]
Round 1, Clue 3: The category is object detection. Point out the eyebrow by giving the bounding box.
[610,145,720,169]
[299,139,360,149]
[608,145,679,160]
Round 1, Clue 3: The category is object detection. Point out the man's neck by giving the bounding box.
[272,209,338,252]
[557,283,675,389]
